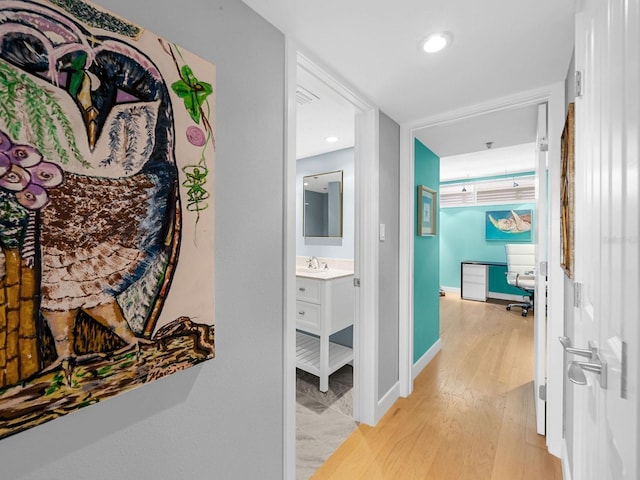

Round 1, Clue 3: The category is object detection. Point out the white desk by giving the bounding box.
[460,260,508,302]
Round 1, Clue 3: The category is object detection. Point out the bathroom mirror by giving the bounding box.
[303,170,343,237]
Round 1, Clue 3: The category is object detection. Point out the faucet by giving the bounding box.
[307,256,320,269]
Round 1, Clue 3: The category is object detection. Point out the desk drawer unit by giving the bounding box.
[462,264,487,301]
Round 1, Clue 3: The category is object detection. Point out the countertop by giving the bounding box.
[295,268,354,280]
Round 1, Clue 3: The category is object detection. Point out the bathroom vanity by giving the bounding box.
[295,268,354,392]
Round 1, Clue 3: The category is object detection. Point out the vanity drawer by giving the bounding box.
[296,301,321,333]
[296,277,320,303]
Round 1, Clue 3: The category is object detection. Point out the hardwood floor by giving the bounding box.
[312,295,563,480]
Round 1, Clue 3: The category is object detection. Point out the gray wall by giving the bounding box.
[378,112,400,398]
[0,1,286,479]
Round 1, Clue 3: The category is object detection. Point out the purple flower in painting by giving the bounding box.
[0,152,11,178]
[186,125,206,147]
[0,164,31,191]
[0,130,65,211]
[0,131,12,152]
[27,161,64,188]
[15,183,50,210]
[8,144,43,168]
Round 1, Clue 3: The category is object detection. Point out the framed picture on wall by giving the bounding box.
[485,209,532,241]
[560,103,575,278]
[418,185,437,236]
[0,0,216,441]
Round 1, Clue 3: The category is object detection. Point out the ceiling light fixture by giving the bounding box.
[326,136,338,143]
[421,32,452,53]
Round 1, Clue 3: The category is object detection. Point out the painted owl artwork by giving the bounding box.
[0,0,215,440]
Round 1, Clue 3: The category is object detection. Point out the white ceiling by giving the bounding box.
[296,67,355,159]
[415,103,539,157]
[243,0,575,159]
[440,143,536,182]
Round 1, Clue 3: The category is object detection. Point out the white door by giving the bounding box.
[569,1,639,479]
[534,103,548,435]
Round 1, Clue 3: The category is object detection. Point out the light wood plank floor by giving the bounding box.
[312,295,563,480]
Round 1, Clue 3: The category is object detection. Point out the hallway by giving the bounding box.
[312,296,562,479]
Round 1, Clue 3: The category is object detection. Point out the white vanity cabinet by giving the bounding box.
[295,273,354,392]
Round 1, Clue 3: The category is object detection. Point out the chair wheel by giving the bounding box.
[522,310,527,317]
[506,306,511,311]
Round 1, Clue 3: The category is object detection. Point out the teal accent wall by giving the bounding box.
[488,264,524,296]
[440,203,535,294]
[414,140,440,364]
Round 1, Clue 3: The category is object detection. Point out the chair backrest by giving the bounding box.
[505,243,536,275]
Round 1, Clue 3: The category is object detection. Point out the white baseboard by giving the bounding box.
[412,339,442,380]
[561,439,572,480]
[441,286,460,295]
[442,285,528,303]
[376,381,400,423]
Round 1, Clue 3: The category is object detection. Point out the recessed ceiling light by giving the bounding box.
[326,136,338,143]
[421,32,452,53]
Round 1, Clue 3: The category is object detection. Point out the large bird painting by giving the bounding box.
[0,0,215,439]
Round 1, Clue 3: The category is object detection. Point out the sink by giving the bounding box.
[296,268,328,275]
[295,268,354,280]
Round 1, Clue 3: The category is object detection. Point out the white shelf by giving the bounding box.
[296,331,353,378]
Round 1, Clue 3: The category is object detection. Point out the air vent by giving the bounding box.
[476,186,535,203]
[296,85,320,105]
[440,184,475,207]
[440,175,536,207]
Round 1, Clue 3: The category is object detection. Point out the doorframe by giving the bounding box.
[534,102,549,436]
[283,39,380,479]
[398,82,566,456]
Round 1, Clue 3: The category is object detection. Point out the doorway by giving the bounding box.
[398,84,566,456]
[284,45,380,480]
[295,60,357,479]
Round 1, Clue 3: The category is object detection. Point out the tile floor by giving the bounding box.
[296,365,356,480]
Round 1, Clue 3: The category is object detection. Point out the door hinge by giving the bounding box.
[575,70,583,98]
[539,137,549,152]
[538,383,547,401]
[353,278,361,287]
[539,261,548,277]
[573,282,583,308]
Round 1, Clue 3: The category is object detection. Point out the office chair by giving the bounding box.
[505,243,536,317]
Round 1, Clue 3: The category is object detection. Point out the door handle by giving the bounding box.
[561,336,607,388]
[567,359,608,389]
[558,336,594,359]
[567,362,588,385]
